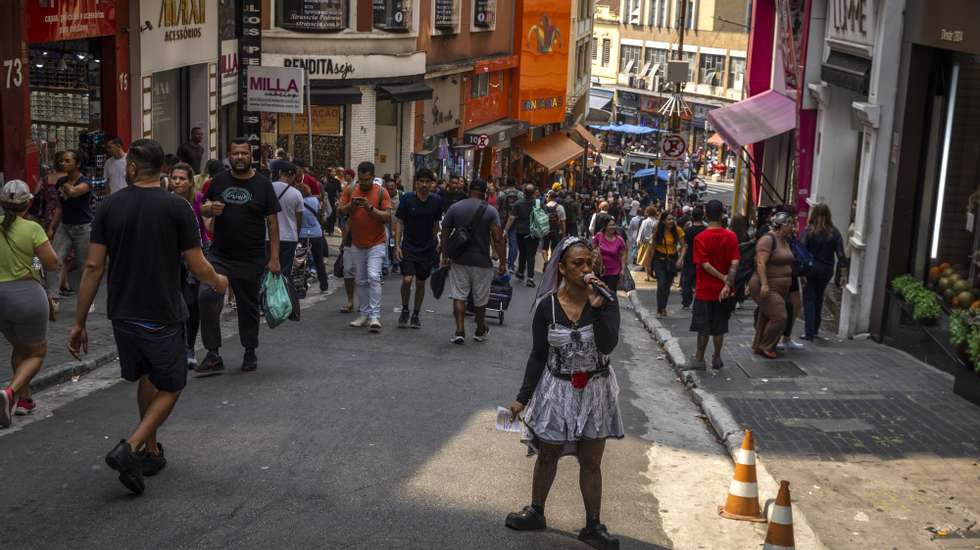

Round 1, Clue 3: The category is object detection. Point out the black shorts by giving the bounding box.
[543,234,562,251]
[690,299,733,336]
[401,251,437,281]
[112,321,188,393]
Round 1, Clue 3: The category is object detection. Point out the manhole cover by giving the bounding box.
[736,360,807,378]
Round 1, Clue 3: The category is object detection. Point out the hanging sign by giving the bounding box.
[662,134,686,158]
[27,0,117,44]
[240,0,263,168]
[247,66,306,114]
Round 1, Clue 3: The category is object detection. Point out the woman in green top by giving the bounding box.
[0,180,60,428]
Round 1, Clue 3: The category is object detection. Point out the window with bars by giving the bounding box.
[620,45,642,74]
[699,54,724,86]
[602,39,611,67]
[644,48,669,77]
[592,37,598,61]
[727,57,746,90]
[623,0,642,25]
[649,0,667,27]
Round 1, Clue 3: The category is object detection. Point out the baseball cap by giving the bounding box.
[1,180,33,205]
[551,182,562,191]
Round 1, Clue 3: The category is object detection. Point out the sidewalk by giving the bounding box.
[628,277,980,549]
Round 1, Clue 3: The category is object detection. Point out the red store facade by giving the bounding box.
[0,0,131,187]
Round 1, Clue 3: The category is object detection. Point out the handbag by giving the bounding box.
[618,267,636,293]
[445,202,488,259]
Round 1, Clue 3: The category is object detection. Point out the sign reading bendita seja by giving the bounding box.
[246,66,306,114]
[140,0,218,74]
[262,53,426,80]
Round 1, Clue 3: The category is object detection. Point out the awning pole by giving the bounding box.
[306,69,313,172]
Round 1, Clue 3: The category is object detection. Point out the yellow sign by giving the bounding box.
[278,106,343,136]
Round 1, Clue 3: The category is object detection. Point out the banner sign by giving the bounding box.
[240,0,263,168]
[27,0,117,44]
[247,66,305,113]
[517,0,571,126]
[262,52,425,81]
[277,0,347,32]
[220,40,239,106]
[139,0,218,74]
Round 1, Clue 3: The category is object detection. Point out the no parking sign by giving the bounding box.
[662,134,686,159]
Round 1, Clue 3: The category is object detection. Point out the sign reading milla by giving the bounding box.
[246,66,306,114]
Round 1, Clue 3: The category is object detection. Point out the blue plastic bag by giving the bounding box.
[260,272,293,329]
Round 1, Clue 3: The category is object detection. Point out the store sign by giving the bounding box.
[434,0,458,30]
[27,0,117,44]
[247,66,305,114]
[277,0,347,32]
[239,0,263,168]
[262,53,426,80]
[278,106,343,136]
[220,40,239,106]
[827,0,876,47]
[139,0,218,74]
[423,78,461,137]
[517,0,570,126]
[474,0,495,28]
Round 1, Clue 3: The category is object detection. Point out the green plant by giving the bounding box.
[912,292,942,321]
[967,327,980,369]
[891,275,919,299]
[951,311,969,346]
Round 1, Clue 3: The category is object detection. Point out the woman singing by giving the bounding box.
[506,237,623,550]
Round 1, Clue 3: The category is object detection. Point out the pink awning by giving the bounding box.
[706,90,796,148]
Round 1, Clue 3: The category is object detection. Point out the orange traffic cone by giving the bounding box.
[763,481,795,549]
[719,429,766,522]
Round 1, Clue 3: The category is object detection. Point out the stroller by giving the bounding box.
[466,274,514,325]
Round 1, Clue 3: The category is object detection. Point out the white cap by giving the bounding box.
[1,180,33,205]
[373,177,384,186]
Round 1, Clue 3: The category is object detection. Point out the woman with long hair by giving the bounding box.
[506,237,623,549]
[650,211,686,316]
[593,214,627,293]
[635,205,659,282]
[171,163,210,370]
[0,181,60,426]
[749,212,795,358]
[801,204,848,340]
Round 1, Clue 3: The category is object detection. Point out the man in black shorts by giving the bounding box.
[689,200,740,370]
[393,168,443,328]
[69,139,228,495]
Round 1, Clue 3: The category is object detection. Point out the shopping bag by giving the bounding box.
[618,268,636,293]
[430,266,449,299]
[260,272,293,329]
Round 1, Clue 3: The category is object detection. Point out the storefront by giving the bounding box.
[638,95,664,129]
[418,75,462,181]
[463,118,530,182]
[462,55,521,182]
[877,0,980,397]
[2,0,130,188]
[137,0,219,166]
[262,52,428,178]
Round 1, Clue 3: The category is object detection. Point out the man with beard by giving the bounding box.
[440,176,467,213]
[195,138,282,375]
[69,139,228,494]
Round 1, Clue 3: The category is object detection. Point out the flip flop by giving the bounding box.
[340,304,354,314]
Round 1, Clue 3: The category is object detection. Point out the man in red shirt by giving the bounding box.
[690,200,740,369]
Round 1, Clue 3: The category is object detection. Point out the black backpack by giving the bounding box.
[446,202,488,259]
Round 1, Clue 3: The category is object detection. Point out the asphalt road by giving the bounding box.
[0,274,764,549]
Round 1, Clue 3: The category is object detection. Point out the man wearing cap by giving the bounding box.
[441,179,506,344]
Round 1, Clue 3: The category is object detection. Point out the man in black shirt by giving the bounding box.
[323,168,343,235]
[440,176,467,213]
[680,206,707,310]
[49,149,93,300]
[176,127,205,174]
[393,168,443,329]
[197,138,282,375]
[69,139,227,495]
[504,184,540,286]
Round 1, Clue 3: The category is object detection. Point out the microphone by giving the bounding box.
[584,274,616,303]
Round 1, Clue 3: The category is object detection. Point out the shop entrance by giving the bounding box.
[151,65,210,158]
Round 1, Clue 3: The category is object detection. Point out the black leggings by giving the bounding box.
[652,256,677,312]
[517,233,539,279]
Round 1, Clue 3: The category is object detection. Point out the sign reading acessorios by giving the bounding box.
[277,0,347,32]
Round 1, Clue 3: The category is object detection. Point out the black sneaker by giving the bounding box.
[142,443,167,477]
[474,327,491,342]
[398,309,410,328]
[578,523,620,549]
[505,506,547,531]
[241,350,258,372]
[514,272,525,281]
[526,279,536,288]
[451,332,465,345]
[104,440,145,495]
[194,351,224,377]
[410,313,421,329]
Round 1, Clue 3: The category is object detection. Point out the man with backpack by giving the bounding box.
[440,179,506,344]
[541,191,565,263]
[504,184,543,287]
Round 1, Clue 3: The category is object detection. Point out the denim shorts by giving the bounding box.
[112,320,187,392]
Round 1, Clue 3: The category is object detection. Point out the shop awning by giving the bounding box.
[821,50,871,96]
[463,118,530,147]
[377,82,433,102]
[573,124,602,150]
[310,84,362,105]
[706,90,796,148]
[707,132,725,146]
[523,133,584,172]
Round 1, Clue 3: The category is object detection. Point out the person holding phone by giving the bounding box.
[505,237,623,550]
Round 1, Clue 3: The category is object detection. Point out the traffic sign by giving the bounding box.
[475,134,491,149]
[661,134,686,159]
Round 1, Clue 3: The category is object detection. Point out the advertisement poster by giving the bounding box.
[27,0,117,44]
[278,106,342,136]
[246,66,305,114]
[517,0,570,126]
[277,0,347,32]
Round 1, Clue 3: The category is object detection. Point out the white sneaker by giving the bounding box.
[785,339,805,349]
[368,318,382,332]
[349,316,370,328]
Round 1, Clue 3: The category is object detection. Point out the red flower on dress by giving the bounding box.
[571,372,589,389]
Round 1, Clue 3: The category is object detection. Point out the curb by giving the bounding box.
[627,290,826,548]
[29,349,119,394]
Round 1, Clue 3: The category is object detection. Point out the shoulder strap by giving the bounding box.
[465,201,488,232]
[276,184,291,201]
[303,202,318,217]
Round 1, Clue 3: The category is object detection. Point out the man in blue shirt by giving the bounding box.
[394,168,443,328]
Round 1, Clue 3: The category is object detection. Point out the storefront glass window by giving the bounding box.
[374,0,412,31]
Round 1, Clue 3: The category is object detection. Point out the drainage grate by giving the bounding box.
[735,360,807,378]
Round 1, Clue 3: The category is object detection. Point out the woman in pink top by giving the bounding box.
[593,213,627,295]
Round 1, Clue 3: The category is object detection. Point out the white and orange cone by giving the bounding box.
[763,481,795,549]
[718,429,766,522]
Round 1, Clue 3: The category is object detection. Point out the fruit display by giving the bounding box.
[926,260,980,309]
